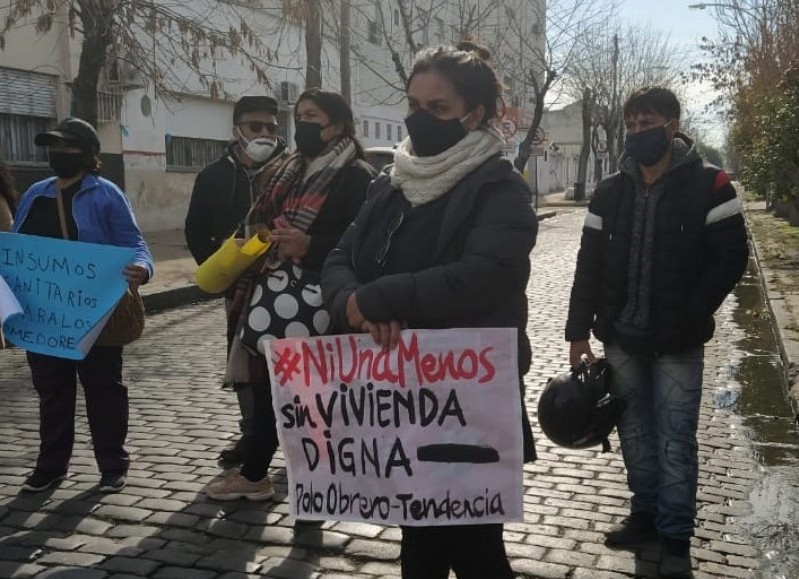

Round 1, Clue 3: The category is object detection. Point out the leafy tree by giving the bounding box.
[1,0,274,126]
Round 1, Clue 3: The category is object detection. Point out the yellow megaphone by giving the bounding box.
[195,233,271,294]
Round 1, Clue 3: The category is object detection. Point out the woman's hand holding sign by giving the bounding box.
[346,292,402,350]
[124,264,148,290]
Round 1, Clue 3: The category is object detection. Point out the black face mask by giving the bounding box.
[405,108,468,157]
[624,123,672,167]
[49,151,87,179]
[294,121,330,157]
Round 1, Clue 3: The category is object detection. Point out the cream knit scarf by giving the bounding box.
[390,127,506,207]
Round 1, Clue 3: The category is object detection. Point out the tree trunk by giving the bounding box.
[305,0,322,89]
[71,0,114,127]
[339,0,351,104]
[514,91,546,173]
[514,70,556,172]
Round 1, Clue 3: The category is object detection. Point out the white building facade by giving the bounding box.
[1,0,546,232]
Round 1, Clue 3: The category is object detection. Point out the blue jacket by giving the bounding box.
[13,174,154,280]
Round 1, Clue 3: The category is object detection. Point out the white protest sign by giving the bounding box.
[266,328,523,526]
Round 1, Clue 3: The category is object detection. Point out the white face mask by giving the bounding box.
[237,129,277,163]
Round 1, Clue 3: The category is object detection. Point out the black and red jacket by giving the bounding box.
[566,136,749,355]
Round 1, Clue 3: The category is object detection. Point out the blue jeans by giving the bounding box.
[605,343,704,539]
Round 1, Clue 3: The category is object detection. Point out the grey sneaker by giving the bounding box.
[659,538,694,578]
[99,471,127,493]
[604,511,659,550]
[206,469,275,501]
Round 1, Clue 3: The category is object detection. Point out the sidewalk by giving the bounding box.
[139,230,208,312]
[743,199,799,413]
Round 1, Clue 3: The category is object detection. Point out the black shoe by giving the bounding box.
[99,471,127,493]
[604,511,659,550]
[659,538,693,578]
[22,469,68,492]
[218,437,248,465]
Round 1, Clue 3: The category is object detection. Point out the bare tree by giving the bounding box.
[1,0,276,126]
[567,22,680,173]
[505,0,616,172]
[348,0,500,105]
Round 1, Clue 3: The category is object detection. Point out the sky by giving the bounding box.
[617,0,728,146]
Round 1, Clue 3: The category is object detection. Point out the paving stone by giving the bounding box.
[36,551,105,566]
[105,525,161,539]
[141,547,202,566]
[153,567,217,579]
[101,555,162,575]
[35,567,109,578]
[79,542,145,557]
[0,545,41,561]
[260,556,321,579]
[343,538,400,561]
[195,551,262,573]
[93,505,153,523]
[698,562,758,578]
[0,561,47,578]
[71,518,113,536]
[510,558,572,578]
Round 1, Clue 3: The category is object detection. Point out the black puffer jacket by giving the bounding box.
[184,141,288,265]
[565,135,749,354]
[322,155,538,461]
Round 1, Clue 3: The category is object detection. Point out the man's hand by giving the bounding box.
[270,227,311,263]
[569,340,596,369]
[123,264,149,290]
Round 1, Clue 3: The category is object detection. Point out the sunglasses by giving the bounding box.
[237,121,279,135]
[376,211,405,267]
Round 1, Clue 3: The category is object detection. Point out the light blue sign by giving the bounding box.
[0,233,134,360]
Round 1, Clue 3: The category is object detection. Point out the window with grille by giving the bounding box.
[0,114,50,164]
[375,122,381,139]
[387,123,392,141]
[363,119,369,138]
[0,68,57,165]
[165,135,229,171]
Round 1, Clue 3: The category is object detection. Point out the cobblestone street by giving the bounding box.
[0,208,766,578]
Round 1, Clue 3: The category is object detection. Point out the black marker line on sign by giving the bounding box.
[417,444,499,464]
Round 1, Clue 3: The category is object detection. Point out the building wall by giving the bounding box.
[2,0,549,230]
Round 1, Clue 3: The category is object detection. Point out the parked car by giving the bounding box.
[364,146,396,173]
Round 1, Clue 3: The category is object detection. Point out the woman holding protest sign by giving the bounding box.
[12,117,153,493]
[321,42,538,578]
[206,89,374,501]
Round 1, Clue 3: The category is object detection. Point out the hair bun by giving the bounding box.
[456,40,491,61]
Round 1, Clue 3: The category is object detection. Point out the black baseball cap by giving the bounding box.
[233,96,279,123]
[35,117,101,152]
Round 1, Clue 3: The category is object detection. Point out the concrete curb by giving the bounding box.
[743,202,799,418]
[141,285,216,313]
[537,210,557,221]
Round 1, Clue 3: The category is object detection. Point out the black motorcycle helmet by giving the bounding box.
[537,358,624,452]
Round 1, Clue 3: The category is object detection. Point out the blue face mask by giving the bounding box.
[624,122,672,166]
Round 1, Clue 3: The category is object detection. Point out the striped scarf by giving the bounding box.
[245,136,358,237]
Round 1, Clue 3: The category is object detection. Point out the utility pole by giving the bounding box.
[305,0,323,89]
[340,0,352,104]
[610,33,620,171]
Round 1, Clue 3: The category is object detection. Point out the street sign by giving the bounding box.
[532,127,546,145]
[531,146,545,156]
[501,119,517,138]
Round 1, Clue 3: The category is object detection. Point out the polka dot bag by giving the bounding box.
[240,261,330,356]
